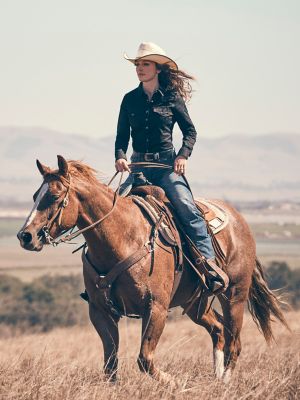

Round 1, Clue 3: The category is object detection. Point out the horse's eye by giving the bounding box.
[43,192,60,205]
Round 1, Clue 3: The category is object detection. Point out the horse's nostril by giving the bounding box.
[22,231,33,244]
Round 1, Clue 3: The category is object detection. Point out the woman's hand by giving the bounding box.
[174,156,187,175]
[115,158,131,172]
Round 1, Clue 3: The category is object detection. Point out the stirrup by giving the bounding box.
[206,277,226,295]
[203,258,229,295]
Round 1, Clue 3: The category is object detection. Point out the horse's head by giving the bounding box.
[17,155,79,251]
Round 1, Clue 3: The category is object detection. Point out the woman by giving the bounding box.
[114,42,228,294]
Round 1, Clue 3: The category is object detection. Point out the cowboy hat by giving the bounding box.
[124,42,178,70]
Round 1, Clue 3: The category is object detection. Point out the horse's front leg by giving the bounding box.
[89,303,120,381]
[138,300,175,386]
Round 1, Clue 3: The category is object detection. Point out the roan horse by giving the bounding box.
[17,155,289,384]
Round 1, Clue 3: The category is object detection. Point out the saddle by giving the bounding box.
[130,186,228,235]
[130,185,228,293]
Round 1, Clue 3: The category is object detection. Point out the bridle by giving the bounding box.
[40,162,173,247]
[40,174,72,245]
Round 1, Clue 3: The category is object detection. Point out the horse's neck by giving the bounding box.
[76,182,146,270]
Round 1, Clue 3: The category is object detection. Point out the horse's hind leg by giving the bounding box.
[186,299,226,379]
[89,303,120,381]
[220,297,245,383]
[138,301,172,384]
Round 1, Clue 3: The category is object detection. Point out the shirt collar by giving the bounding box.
[137,83,165,99]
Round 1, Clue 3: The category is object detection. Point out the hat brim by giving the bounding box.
[124,53,178,71]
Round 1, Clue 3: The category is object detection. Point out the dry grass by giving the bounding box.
[0,311,299,400]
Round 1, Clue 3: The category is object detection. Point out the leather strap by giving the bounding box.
[82,244,152,289]
[132,196,178,247]
[206,223,226,261]
[170,270,183,300]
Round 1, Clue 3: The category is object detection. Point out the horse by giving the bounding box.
[17,155,289,384]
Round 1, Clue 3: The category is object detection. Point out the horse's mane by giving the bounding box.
[67,160,103,185]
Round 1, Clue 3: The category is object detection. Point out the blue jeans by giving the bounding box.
[121,150,215,259]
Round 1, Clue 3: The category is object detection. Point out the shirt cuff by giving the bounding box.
[115,149,127,161]
[177,147,191,159]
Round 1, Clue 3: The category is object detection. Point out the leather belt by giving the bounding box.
[132,149,174,161]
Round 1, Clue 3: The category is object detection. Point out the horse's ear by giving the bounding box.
[57,155,69,177]
[36,159,50,176]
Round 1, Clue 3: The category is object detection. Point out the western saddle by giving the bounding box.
[129,185,229,297]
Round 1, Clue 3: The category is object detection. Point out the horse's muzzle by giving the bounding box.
[17,229,43,251]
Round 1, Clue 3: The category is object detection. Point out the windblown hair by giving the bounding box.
[157,64,195,102]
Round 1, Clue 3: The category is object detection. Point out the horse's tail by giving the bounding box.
[248,258,290,343]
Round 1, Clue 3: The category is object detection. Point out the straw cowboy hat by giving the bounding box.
[124,42,178,70]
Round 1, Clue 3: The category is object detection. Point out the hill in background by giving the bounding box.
[1,126,299,206]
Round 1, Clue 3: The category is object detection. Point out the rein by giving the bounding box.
[44,162,173,246]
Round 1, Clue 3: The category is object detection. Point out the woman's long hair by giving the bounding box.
[157,64,195,102]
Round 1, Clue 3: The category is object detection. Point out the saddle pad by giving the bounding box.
[196,198,229,234]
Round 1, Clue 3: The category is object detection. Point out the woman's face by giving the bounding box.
[135,60,159,83]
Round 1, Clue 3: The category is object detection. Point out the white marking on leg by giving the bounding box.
[22,183,49,229]
[223,368,231,384]
[214,348,224,378]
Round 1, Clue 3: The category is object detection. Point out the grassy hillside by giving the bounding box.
[0,311,298,400]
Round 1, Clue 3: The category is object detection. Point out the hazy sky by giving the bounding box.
[1,0,299,138]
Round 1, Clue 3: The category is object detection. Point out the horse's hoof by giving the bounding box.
[158,371,178,390]
[223,368,232,384]
[104,372,118,384]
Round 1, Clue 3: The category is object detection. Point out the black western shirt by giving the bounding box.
[115,84,197,160]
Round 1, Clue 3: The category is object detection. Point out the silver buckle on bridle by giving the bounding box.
[62,197,69,208]
[41,226,56,246]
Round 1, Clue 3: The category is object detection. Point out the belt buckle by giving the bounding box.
[144,153,159,161]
